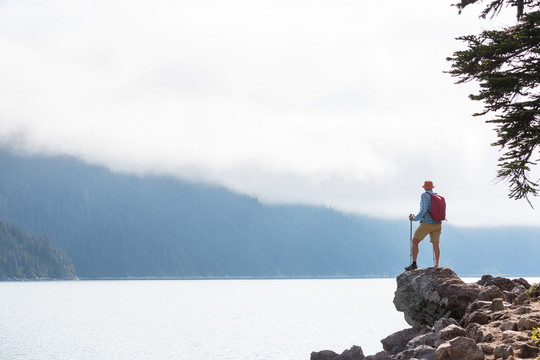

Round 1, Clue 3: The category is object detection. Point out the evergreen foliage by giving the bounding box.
[453,0,534,20]
[0,220,76,280]
[448,0,540,205]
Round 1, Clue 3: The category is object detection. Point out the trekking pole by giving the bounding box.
[409,218,412,266]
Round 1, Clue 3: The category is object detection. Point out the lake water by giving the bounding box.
[1,277,538,360]
[0,278,409,360]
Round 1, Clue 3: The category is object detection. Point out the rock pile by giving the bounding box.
[311,268,540,360]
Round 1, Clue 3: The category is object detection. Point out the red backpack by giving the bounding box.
[428,193,446,221]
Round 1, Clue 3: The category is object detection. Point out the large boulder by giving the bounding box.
[517,316,540,330]
[393,267,482,329]
[364,352,390,360]
[380,328,422,355]
[311,350,339,360]
[465,323,495,344]
[335,346,364,360]
[477,275,531,304]
[407,332,438,349]
[476,275,516,292]
[477,285,505,302]
[436,324,467,345]
[311,346,365,360]
[433,318,460,334]
[398,345,436,360]
[434,336,484,360]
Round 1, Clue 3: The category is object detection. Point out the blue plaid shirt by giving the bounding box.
[413,190,441,224]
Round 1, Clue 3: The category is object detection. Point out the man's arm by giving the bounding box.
[412,193,429,221]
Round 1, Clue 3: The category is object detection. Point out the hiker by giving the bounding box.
[405,180,444,271]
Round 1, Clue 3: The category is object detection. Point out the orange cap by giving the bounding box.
[422,180,434,190]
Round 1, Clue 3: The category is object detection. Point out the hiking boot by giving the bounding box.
[404,263,417,271]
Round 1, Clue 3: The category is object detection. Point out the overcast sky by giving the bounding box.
[1,0,538,227]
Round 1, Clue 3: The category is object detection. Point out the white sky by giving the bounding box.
[0,0,538,226]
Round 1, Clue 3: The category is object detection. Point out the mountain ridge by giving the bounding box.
[0,148,538,278]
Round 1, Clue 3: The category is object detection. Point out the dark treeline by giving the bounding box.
[0,148,538,278]
[0,220,76,280]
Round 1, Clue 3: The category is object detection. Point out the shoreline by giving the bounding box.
[2,274,540,282]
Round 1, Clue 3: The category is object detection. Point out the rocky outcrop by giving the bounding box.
[311,268,540,360]
[393,267,482,329]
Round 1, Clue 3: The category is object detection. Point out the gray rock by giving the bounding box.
[435,324,467,346]
[512,343,539,358]
[512,277,531,290]
[504,284,527,304]
[517,316,539,331]
[335,345,364,360]
[476,274,494,286]
[399,345,436,360]
[491,313,507,321]
[490,298,505,311]
[478,343,494,355]
[477,285,505,302]
[466,323,494,344]
[502,330,528,342]
[364,351,390,360]
[381,327,421,355]
[433,318,459,334]
[463,310,490,327]
[500,321,517,331]
[408,333,438,349]
[393,268,482,329]
[514,292,532,305]
[503,290,517,304]
[477,275,515,292]
[493,345,514,359]
[312,346,365,360]
[434,336,484,360]
[515,306,531,314]
[465,300,491,314]
[311,350,339,360]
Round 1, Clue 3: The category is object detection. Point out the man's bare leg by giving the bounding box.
[411,238,420,262]
[432,242,440,267]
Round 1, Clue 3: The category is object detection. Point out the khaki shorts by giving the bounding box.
[414,222,442,243]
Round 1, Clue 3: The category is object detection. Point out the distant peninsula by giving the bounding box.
[0,220,77,280]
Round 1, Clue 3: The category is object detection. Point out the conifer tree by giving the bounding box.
[448,0,540,205]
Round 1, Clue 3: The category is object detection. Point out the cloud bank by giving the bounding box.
[0,0,537,226]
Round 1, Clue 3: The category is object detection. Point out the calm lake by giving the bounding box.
[1,277,538,360]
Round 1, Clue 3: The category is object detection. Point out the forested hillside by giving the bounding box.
[0,220,76,280]
[0,149,538,278]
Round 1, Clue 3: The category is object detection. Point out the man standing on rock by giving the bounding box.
[405,180,443,271]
